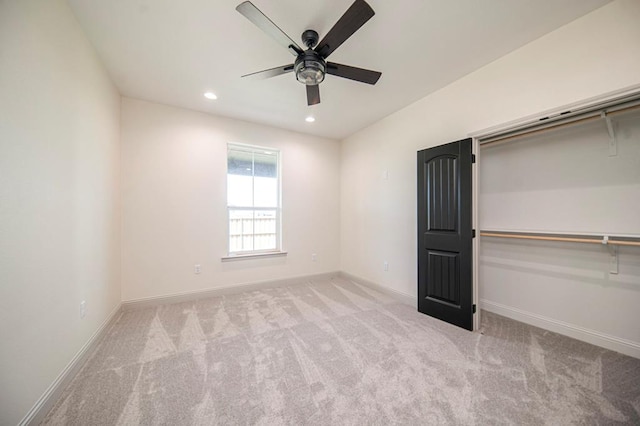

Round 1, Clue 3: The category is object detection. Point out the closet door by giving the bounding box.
[417,138,473,330]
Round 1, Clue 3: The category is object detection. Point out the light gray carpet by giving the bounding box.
[43,277,640,425]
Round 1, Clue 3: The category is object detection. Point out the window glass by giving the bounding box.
[227,145,280,254]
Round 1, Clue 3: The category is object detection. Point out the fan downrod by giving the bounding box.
[301,30,319,49]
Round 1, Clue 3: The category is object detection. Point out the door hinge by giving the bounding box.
[471,154,476,163]
[472,229,476,238]
[473,304,477,314]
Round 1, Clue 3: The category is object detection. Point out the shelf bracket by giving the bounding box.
[602,235,619,274]
[601,111,617,156]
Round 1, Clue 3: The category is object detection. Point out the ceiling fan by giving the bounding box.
[236,0,382,106]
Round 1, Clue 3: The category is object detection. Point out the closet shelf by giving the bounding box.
[480,230,640,247]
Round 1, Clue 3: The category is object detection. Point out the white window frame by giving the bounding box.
[224,142,283,259]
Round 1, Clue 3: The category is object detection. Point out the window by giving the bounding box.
[227,143,281,255]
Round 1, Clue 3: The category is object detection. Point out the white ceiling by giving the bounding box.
[68,0,612,140]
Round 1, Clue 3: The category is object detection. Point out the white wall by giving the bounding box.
[340,0,640,354]
[121,98,340,301]
[0,0,121,424]
[480,117,640,236]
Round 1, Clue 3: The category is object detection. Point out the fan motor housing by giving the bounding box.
[294,50,326,85]
[301,29,319,48]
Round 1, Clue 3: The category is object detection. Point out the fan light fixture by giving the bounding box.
[204,92,217,100]
[295,59,325,85]
[305,116,315,123]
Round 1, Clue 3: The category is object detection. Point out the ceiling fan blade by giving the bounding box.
[306,85,321,106]
[326,62,381,85]
[315,0,375,59]
[241,64,294,79]
[236,1,303,56]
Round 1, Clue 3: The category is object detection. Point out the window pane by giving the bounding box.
[254,210,277,251]
[254,176,278,207]
[253,152,278,207]
[228,209,277,253]
[253,152,277,178]
[227,149,253,176]
[229,209,254,252]
[227,174,253,206]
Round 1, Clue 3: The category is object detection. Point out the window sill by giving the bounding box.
[221,251,288,262]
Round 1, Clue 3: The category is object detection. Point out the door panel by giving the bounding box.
[426,250,459,305]
[427,156,458,232]
[417,138,473,330]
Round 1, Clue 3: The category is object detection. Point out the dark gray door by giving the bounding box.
[417,138,473,330]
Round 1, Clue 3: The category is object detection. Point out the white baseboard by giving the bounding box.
[481,299,640,359]
[19,302,122,426]
[339,271,415,307]
[122,271,341,311]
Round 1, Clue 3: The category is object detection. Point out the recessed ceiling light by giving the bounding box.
[305,116,315,123]
[204,92,217,100]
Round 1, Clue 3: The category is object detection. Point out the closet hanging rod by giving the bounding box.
[480,231,640,247]
[480,102,640,147]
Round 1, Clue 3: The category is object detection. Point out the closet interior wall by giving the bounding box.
[477,106,640,358]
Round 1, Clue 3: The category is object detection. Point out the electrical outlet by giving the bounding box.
[80,300,86,319]
[311,253,317,262]
[383,261,389,271]
[194,264,201,274]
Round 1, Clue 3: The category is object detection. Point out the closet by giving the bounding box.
[476,94,640,358]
